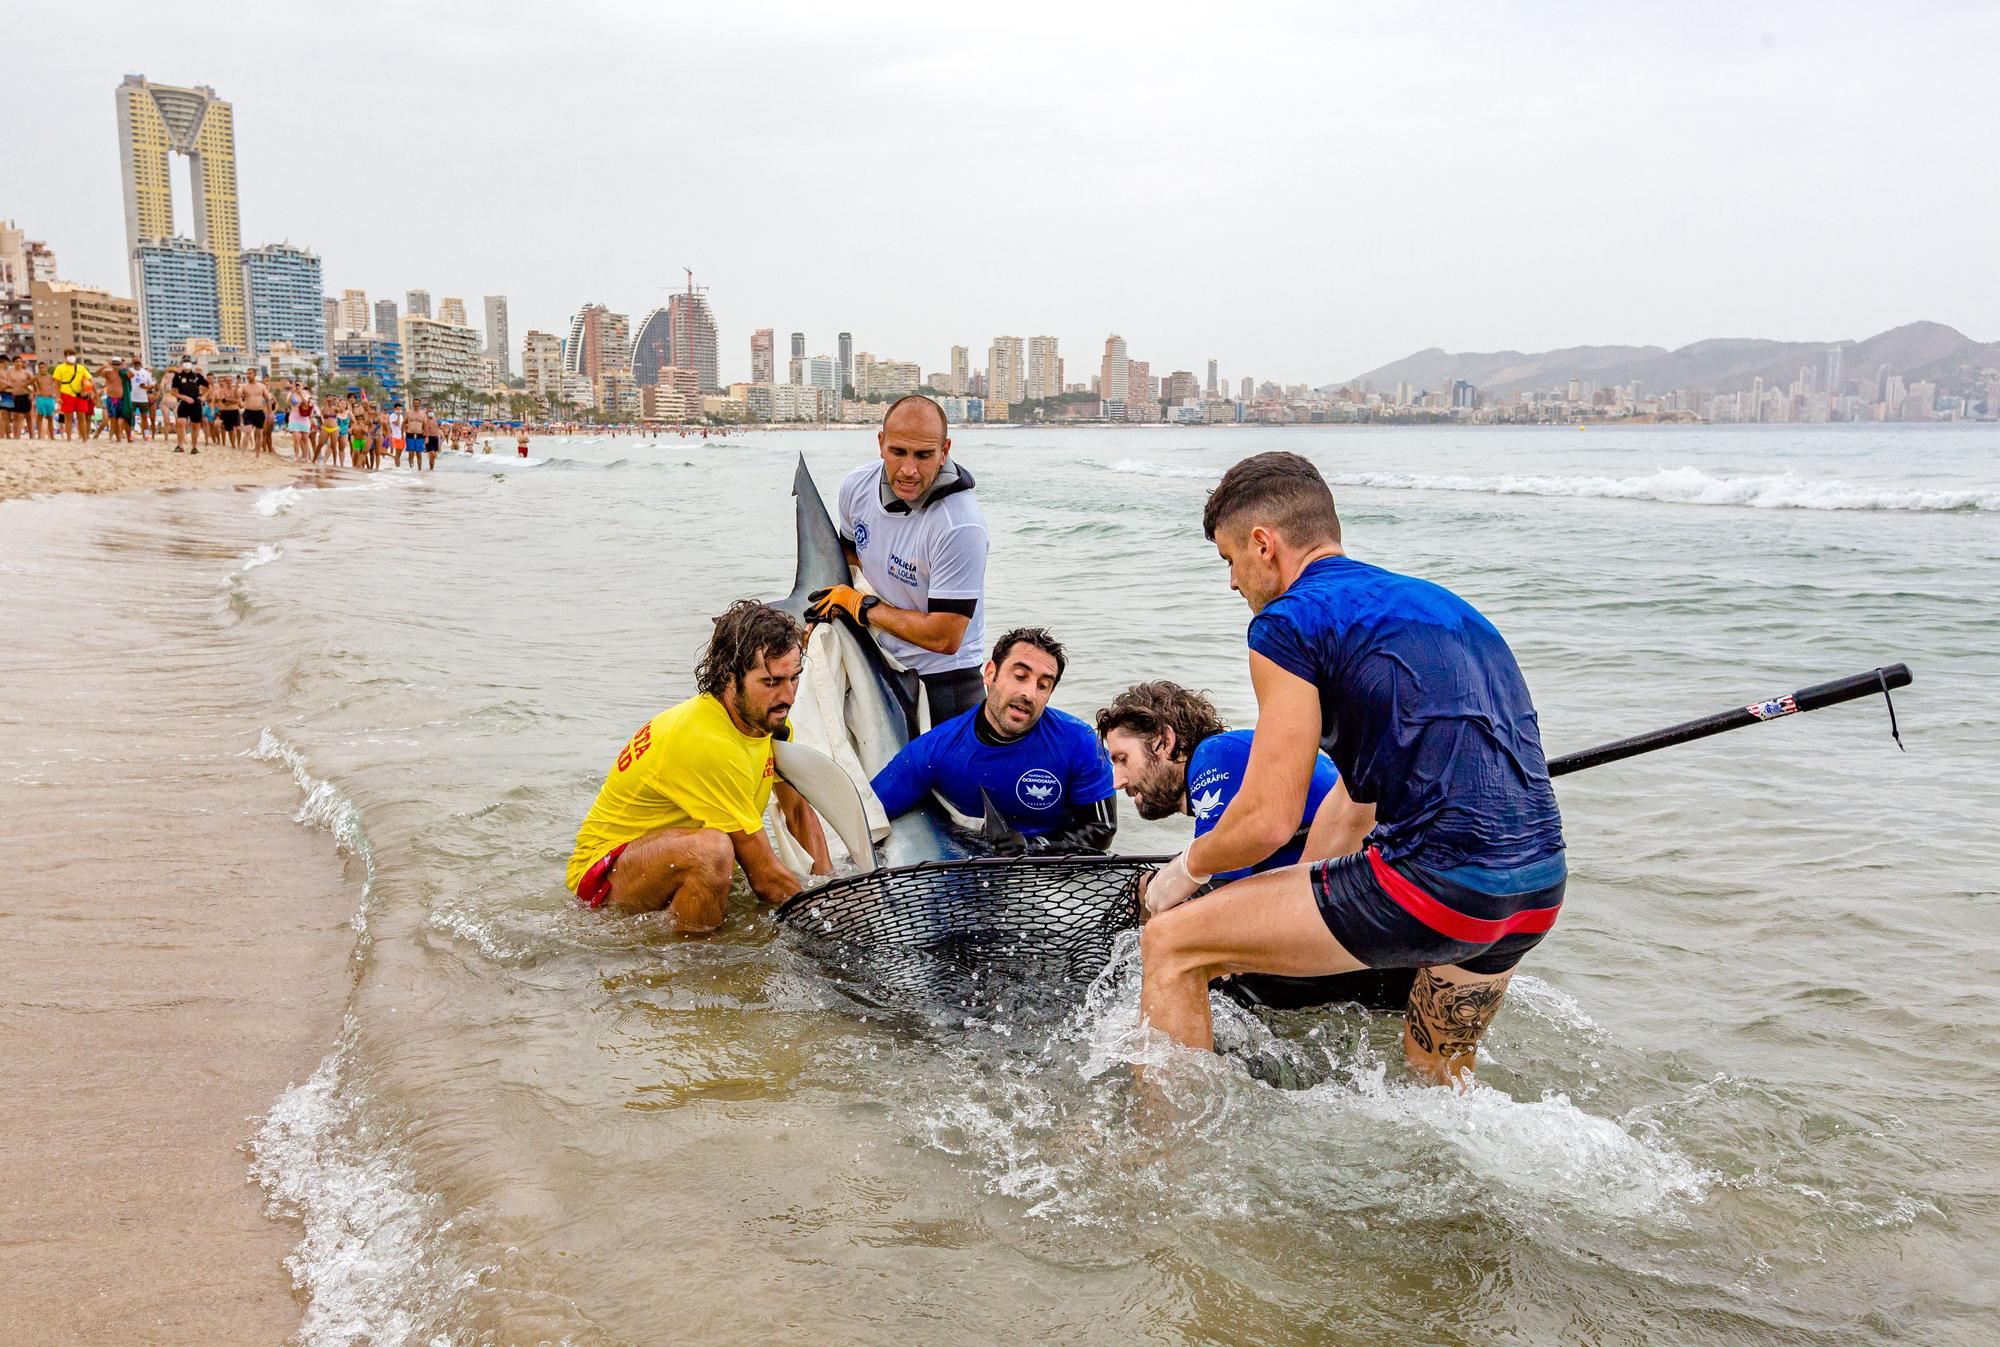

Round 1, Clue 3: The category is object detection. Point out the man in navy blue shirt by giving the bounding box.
[1138,452,1566,1084]
[871,627,1118,853]
[1096,680,1340,884]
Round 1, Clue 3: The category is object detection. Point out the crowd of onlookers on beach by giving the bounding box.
[0,349,531,469]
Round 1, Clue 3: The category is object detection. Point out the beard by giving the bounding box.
[1129,766,1184,820]
[733,686,788,734]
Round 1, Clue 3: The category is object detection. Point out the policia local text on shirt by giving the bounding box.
[806,396,990,728]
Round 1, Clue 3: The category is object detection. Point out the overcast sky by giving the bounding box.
[8,0,1996,383]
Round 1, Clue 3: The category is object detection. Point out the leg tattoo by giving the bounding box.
[1405,967,1510,1061]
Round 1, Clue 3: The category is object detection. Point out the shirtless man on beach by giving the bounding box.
[0,356,28,438]
[241,372,272,453]
[211,374,241,449]
[30,364,58,440]
[567,601,832,928]
[94,358,130,442]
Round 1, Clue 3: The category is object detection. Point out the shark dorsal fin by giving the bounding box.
[980,788,1027,852]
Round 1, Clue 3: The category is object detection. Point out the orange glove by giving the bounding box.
[806,585,878,626]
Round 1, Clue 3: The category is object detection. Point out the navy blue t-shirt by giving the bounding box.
[871,705,1116,836]
[1188,729,1340,884]
[1246,555,1564,871]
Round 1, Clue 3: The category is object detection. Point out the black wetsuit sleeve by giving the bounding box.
[1026,795,1117,856]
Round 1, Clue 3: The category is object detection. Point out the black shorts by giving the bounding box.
[178,401,202,421]
[219,410,241,430]
[918,667,985,731]
[243,410,266,428]
[1311,847,1565,976]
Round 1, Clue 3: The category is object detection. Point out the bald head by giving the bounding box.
[883,393,948,444]
[878,394,953,503]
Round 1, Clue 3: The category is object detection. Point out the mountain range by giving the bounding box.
[1332,321,2000,398]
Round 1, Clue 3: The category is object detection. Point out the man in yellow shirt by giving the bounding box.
[568,600,831,929]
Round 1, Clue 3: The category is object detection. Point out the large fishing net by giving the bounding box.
[776,854,1418,1019]
[776,854,1164,1021]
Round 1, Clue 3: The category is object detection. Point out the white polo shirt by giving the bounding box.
[837,463,989,675]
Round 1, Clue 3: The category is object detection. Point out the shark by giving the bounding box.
[770,454,976,871]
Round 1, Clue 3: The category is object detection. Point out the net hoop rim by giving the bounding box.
[774,851,1173,925]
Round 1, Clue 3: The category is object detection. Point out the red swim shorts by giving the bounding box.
[574,842,630,909]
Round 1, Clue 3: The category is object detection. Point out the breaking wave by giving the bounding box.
[255,485,305,516]
[1106,458,1213,479]
[1323,466,2000,512]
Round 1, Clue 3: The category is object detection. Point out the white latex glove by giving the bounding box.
[1144,848,1211,916]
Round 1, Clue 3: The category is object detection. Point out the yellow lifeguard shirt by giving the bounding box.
[566,694,782,891]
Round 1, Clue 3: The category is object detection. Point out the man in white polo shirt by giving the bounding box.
[809,394,991,729]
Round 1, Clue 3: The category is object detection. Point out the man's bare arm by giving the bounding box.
[729,828,804,904]
[1186,652,1322,877]
[1300,779,1376,863]
[774,780,833,877]
[866,605,970,655]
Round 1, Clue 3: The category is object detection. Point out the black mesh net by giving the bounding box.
[776,854,1164,1021]
[776,854,1418,1019]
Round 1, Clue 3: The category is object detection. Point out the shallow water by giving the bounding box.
[24,424,2000,1345]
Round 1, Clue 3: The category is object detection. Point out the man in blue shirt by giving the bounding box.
[1096,680,1339,884]
[870,627,1118,854]
[1139,452,1566,1085]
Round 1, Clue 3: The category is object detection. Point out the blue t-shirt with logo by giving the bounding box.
[1246,555,1564,872]
[1188,729,1340,884]
[870,706,1115,836]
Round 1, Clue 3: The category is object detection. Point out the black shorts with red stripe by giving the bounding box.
[1310,846,1566,975]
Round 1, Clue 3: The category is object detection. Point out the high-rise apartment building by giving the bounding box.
[1127,360,1154,418]
[838,331,853,394]
[438,296,468,327]
[1825,345,1844,397]
[31,280,141,366]
[563,303,630,379]
[402,315,483,392]
[522,330,562,396]
[751,328,775,383]
[790,331,805,362]
[1100,334,1129,407]
[483,296,510,379]
[1026,335,1061,400]
[133,236,219,367]
[116,76,243,347]
[987,336,1025,405]
[374,298,397,338]
[1206,359,1218,396]
[0,221,57,298]
[666,285,719,391]
[854,353,921,401]
[1239,375,1252,402]
[332,333,401,399]
[949,345,969,397]
[632,308,671,385]
[1165,370,1200,405]
[240,243,324,361]
[336,288,369,337]
[405,289,431,320]
[323,296,340,346]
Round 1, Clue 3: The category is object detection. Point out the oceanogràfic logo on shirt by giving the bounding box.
[853,521,870,551]
[1016,768,1062,810]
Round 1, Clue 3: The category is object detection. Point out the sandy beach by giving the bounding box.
[0,481,357,1343]
[0,433,300,501]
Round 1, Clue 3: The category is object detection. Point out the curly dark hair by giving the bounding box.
[989,626,1067,683]
[1094,681,1228,762]
[1201,450,1342,545]
[694,600,803,697]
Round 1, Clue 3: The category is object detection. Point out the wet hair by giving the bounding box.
[882,393,948,442]
[988,626,1066,683]
[694,600,803,697]
[1201,450,1342,546]
[1095,681,1228,762]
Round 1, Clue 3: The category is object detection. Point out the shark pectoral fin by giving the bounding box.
[980,789,1028,854]
[773,739,876,874]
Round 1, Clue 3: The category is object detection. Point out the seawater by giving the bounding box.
[58,425,2000,1343]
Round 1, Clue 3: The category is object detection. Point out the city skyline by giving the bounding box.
[9,3,1997,387]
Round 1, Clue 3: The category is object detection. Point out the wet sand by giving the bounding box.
[0,490,356,1344]
[0,433,298,500]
